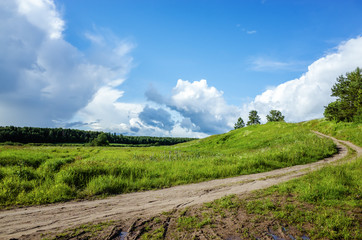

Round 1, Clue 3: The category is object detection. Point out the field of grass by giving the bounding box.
[181,154,361,239]
[255,155,361,239]
[302,119,362,146]
[124,141,361,239]
[46,159,361,240]
[0,122,337,208]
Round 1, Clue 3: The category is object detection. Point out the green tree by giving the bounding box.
[266,110,285,122]
[247,110,261,126]
[324,67,362,122]
[90,133,109,146]
[234,117,245,129]
[324,101,342,122]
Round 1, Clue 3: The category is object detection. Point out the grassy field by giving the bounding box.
[111,121,361,240]
[135,153,361,239]
[0,122,336,208]
[302,119,362,146]
[46,158,362,240]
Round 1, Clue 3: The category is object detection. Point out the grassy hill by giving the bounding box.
[0,122,336,208]
[122,120,361,240]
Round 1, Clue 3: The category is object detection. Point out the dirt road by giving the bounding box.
[0,132,360,240]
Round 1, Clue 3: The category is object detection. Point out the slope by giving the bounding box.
[0,130,358,239]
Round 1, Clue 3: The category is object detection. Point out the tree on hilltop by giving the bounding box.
[247,110,261,126]
[266,110,285,122]
[324,67,362,122]
[234,117,245,129]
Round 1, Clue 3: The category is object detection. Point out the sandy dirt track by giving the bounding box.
[0,131,360,240]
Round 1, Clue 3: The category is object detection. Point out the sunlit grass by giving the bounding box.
[247,155,362,239]
[0,122,337,208]
[273,156,362,207]
[302,118,362,146]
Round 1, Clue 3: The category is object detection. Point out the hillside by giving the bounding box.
[1,121,360,240]
[0,122,336,208]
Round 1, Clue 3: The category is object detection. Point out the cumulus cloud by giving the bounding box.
[2,0,361,139]
[147,79,241,135]
[71,87,181,137]
[146,36,362,136]
[68,86,143,132]
[245,36,362,122]
[0,0,132,127]
[139,106,175,131]
[0,0,218,138]
[16,0,64,39]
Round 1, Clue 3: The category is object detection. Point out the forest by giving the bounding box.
[0,126,195,145]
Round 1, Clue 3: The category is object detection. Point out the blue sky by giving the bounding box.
[1,0,362,137]
[60,0,362,103]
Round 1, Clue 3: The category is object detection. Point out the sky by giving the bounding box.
[1,0,362,138]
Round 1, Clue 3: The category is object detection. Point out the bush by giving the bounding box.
[90,133,109,146]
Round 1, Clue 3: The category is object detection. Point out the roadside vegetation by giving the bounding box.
[106,119,361,240]
[302,119,361,146]
[0,122,336,208]
[122,139,361,240]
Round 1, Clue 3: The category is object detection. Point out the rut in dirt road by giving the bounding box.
[0,132,360,240]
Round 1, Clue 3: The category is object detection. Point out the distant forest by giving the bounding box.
[0,126,195,145]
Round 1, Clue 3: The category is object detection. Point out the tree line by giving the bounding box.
[0,126,195,145]
[234,109,285,129]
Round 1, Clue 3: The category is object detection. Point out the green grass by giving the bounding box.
[267,156,361,239]
[194,157,361,239]
[141,226,165,240]
[131,156,361,240]
[234,143,361,240]
[302,118,362,146]
[274,158,361,207]
[0,122,337,208]
[200,120,361,239]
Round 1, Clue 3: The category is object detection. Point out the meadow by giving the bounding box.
[111,121,361,240]
[139,154,361,239]
[301,119,362,146]
[0,122,337,208]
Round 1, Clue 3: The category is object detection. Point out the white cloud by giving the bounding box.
[138,106,175,131]
[147,79,241,135]
[244,36,362,122]
[2,0,361,138]
[238,27,257,35]
[0,0,133,127]
[16,0,64,39]
[0,0,215,138]
[70,78,238,137]
[251,58,290,71]
[246,30,257,35]
[69,85,203,137]
[250,57,307,72]
[69,86,144,133]
[63,36,362,136]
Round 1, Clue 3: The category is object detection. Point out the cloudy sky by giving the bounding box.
[1,0,362,138]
